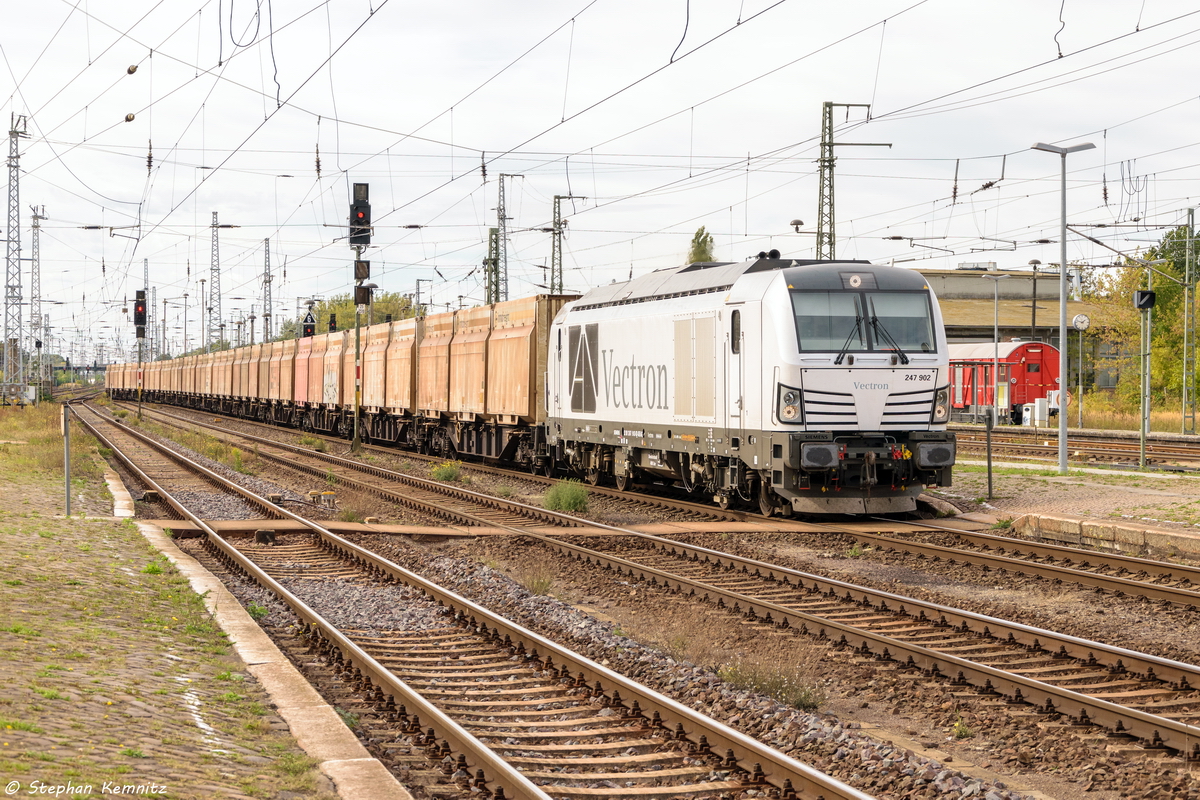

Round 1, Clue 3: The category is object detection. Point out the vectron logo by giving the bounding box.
[601,350,668,410]
[853,381,889,390]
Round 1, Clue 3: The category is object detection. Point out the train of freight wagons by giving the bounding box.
[108,255,957,516]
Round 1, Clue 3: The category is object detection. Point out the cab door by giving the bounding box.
[726,307,745,447]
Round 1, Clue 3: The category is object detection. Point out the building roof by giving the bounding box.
[938,297,1104,329]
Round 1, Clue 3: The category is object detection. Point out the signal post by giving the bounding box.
[134,290,147,419]
[349,183,371,452]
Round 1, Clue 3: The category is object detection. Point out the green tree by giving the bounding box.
[687,226,715,264]
[1092,225,1193,410]
[275,291,420,340]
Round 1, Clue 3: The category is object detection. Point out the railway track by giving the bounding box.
[72,403,867,800]
[89,397,1200,767]
[109,400,765,528]
[845,524,1200,610]
[954,425,1200,468]
[527,530,1200,760]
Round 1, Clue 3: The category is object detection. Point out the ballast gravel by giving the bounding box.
[356,536,1034,800]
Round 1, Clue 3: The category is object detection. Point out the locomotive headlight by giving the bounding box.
[931,387,950,423]
[777,384,803,425]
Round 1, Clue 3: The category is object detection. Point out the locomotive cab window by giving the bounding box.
[865,292,936,353]
[790,289,935,354]
[730,310,741,354]
[792,292,865,352]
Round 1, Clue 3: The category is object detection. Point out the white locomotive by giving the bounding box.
[546,255,956,515]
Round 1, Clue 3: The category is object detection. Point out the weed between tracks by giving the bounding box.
[430,460,462,482]
[628,606,829,711]
[136,417,260,477]
[544,479,588,512]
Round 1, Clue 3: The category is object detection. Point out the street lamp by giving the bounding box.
[1028,259,1041,339]
[981,273,1010,425]
[1031,140,1096,474]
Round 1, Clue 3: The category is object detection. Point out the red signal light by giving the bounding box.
[356,211,365,219]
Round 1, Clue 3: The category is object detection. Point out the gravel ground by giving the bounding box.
[107,403,1200,798]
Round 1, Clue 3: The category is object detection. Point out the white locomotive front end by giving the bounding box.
[545,256,955,515]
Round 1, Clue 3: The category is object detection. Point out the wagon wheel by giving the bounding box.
[715,494,731,511]
[614,471,631,492]
[528,458,541,476]
[584,467,601,486]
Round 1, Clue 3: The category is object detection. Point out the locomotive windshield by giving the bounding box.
[792,290,935,354]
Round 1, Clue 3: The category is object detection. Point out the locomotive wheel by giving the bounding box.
[585,468,601,486]
[758,483,776,518]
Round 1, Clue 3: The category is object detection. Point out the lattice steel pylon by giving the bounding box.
[551,195,584,295]
[209,212,221,349]
[484,228,500,305]
[262,239,273,342]
[496,176,511,302]
[29,205,44,391]
[815,102,888,261]
[5,116,28,389]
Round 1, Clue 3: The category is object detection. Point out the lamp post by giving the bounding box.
[1073,314,1090,430]
[979,275,1008,501]
[1028,259,1041,339]
[1031,140,1095,474]
[199,278,207,353]
[182,292,189,354]
[981,273,1010,423]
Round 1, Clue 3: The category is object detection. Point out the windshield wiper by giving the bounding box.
[833,315,864,365]
[871,316,910,364]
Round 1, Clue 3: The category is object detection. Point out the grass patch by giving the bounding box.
[245,602,269,621]
[515,560,556,596]
[0,718,43,733]
[141,561,164,575]
[1,623,41,637]
[430,460,462,482]
[717,657,827,711]
[335,707,358,729]
[337,508,364,523]
[544,479,588,512]
[992,518,1013,529]
[844,543,866,558]
[274,751,320,776]
[119,747,146,758]
[298,434,326,453]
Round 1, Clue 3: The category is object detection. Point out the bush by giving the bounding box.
[544,480,588,513]
[430,460,462,482]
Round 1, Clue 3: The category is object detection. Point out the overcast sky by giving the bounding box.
[4,0,1200,360]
